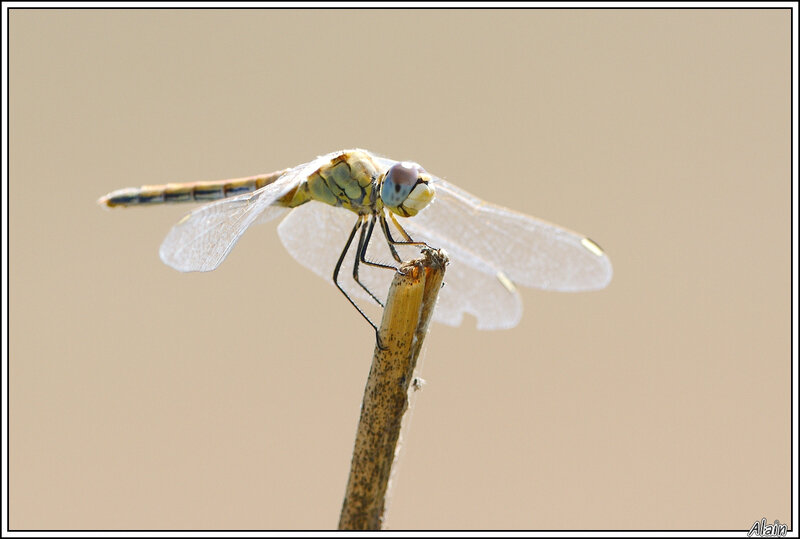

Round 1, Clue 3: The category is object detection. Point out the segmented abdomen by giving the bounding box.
[98,170,289,208]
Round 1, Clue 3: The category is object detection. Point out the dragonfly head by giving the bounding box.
[380,161,435,217]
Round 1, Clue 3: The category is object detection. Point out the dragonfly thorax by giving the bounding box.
[285,151,435,218]
[288,150,383,215]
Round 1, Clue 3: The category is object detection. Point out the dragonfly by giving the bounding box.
[98,149,612,331]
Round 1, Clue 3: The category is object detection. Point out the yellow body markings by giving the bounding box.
[278,150,383,215]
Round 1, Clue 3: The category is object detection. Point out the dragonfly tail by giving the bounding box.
[97,170,289,209]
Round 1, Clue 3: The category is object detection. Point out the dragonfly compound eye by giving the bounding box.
[381,162,434,216]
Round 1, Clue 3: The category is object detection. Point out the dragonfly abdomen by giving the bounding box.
[98,170,289,208]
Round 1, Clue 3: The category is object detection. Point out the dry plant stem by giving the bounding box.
[338,248,448,531]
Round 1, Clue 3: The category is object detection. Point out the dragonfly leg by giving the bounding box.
[360,214,399,271]
[390,212,429,246]
[380,212,430,263]
[379,213,404,263]
[353,215,389,308]
[333,215,381,334]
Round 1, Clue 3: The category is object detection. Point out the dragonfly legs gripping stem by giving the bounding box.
[334,212,431,349]
[380,212,430,263]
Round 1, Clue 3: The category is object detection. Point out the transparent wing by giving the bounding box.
[277,201,395,307]
[400,176,613,292]
[158,157,326,272]
[431,250,523,329]
[277,200,523,330]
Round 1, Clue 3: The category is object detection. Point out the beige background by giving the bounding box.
[9,8,791,530]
